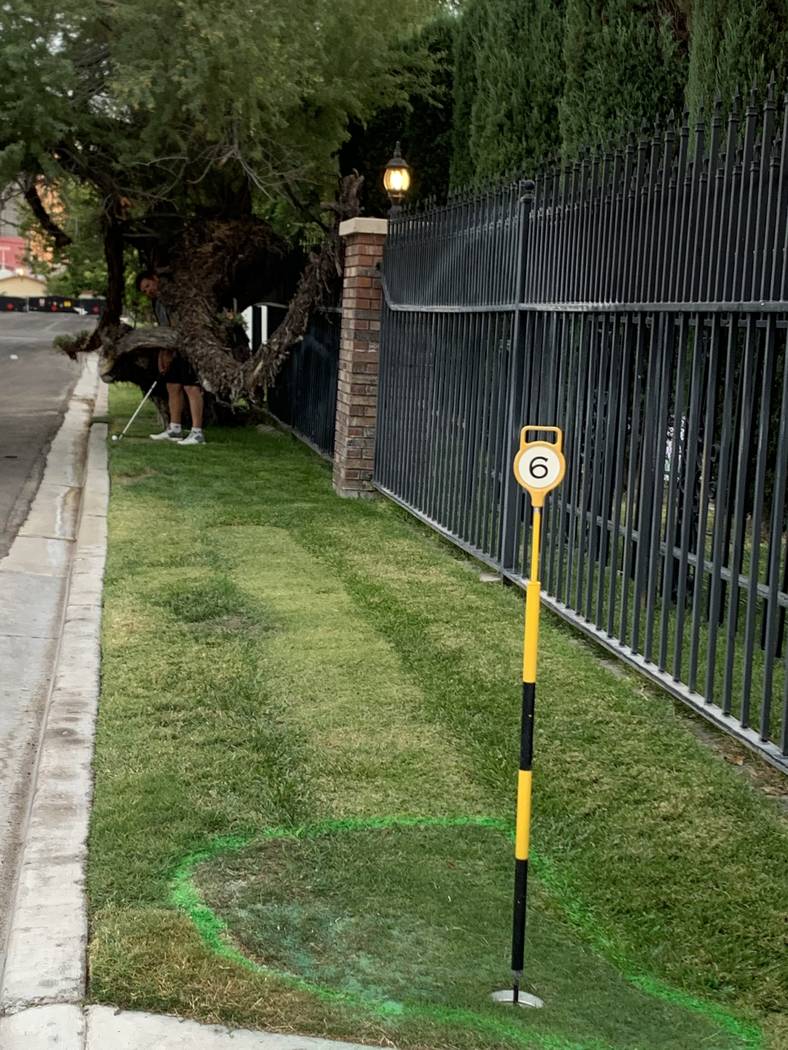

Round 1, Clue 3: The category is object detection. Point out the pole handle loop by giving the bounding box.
[518,426,563,454]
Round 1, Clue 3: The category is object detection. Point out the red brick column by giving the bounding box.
[333,217,388,498]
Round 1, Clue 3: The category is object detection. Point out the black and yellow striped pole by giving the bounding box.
[494,426,565,1010]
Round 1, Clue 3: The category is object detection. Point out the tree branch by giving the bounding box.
[244,172,364,389]
[22,180,72,249]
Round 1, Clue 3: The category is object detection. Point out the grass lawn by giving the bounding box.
[88,386,788,1050]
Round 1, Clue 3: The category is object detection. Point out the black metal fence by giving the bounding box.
[268,309,340,458]
[377,89,788,771]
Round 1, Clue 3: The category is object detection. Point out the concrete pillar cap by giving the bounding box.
[339,217,389,238]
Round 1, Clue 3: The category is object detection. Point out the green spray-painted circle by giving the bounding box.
[171,815,761,1050]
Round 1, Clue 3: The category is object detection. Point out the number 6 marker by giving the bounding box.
[495,425,565,1012]
[513,427,566,506]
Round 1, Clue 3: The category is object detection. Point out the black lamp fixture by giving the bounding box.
[383,142,412,217]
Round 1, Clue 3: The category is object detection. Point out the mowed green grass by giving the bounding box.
[88,386,788,1050]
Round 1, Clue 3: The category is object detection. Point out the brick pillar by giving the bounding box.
[333,217,388,498]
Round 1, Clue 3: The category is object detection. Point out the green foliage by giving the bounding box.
[560,0,688,156]
[450,0,485,186]
[450,0,693,182]
[471,0,565,181]
[686,0,788,124]
[0,0,445,244]
[452,0,565,186]
[340,16,456,215]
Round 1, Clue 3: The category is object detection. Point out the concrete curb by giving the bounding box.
[0,355,106,1042]
[0,425,107,1015]
[0,361,97,942]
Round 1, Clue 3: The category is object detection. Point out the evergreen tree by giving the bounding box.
[559,0,688,156]
[686,0,788,124]
[450,0,564,185]
[450,0,486,185]
[469,0,565,182]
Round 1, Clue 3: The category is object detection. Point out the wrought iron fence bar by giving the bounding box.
[773,95,788,299]
[594,315,617,627]
[607,315,632,638]
[722,314,758,718]
[381,287,788,315]
[631,313,660,654]
[704,316,737,704]
[575,315,598,613]
[761,325,788,737]
[688,315,720,690]
[586,315,607,621]
[643,314,673,662]
[658,313,684,671]
[619,316,646,646]
[741,316,777,724]
[565,314,588,608]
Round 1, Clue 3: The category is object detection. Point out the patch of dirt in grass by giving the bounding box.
[115,467,161,484]
[148,574,263,632]
[88,906,400,1046]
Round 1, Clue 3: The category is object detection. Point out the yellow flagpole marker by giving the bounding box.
[493,426,565,1011]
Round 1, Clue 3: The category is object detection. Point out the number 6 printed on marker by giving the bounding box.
[513,427,566,506]
[528,456,549,480]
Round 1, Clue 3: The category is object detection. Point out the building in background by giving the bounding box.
[0,189,50,297]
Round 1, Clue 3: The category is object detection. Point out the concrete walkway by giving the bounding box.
[0,363,385,1048]
[0,358,99,960]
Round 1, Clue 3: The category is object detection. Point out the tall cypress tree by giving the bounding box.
[451,0,486,186]
[452,0,565,185]
[559,0,687,156]
[687,0,788,124]
[470,0,565,181]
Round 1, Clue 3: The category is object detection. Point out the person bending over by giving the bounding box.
[136,271,206,445]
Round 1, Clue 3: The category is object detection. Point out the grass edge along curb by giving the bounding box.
[169,814,762,1050]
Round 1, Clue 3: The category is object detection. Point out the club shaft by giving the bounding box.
[119,380,158,437]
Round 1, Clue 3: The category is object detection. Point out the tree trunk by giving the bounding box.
[102,215,125,327]
[62,175,364,416]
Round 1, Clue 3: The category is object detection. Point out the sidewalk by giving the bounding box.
[0,358,100,965]
[0,367,382,1050]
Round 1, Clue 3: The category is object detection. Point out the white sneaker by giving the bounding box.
[150,427,182,441]
[177,430,206,445]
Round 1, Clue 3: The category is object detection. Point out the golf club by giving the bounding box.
[111,379,159,442]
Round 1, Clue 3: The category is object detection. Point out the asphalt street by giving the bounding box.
[0,313,92,558]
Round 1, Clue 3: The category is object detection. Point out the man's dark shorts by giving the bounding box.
[163,353,198,387]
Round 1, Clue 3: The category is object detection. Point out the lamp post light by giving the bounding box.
[383,142,412,217]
